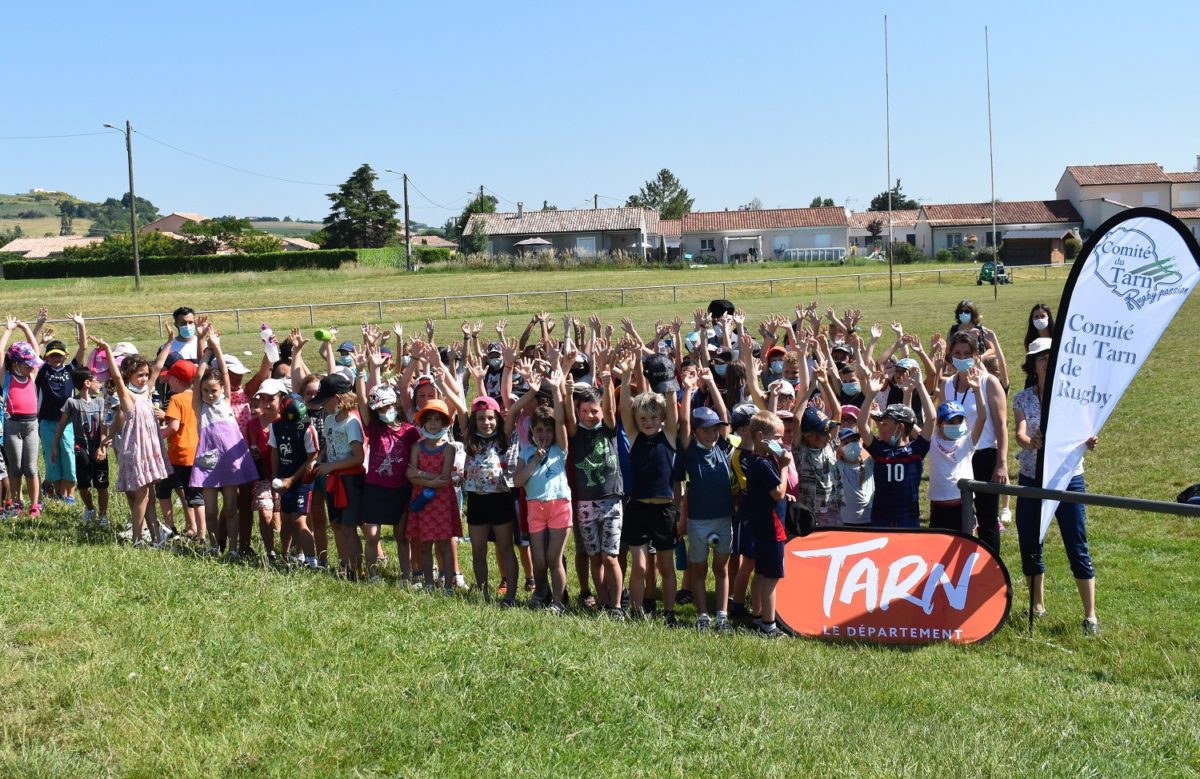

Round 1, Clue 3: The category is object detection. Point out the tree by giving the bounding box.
[739,197,763,211]
[0,225,23,245]
[868,178,920,212]
[541,201,558,211]
[626,168,694,220]
[866,217,884,245]
[809,196,835,207]
[322,164,401,249]
[85,194,159,235]
[180,216,255,254]
[450,193,498,239]
[460,220,488,255]
[230,233,285,254]
[63,230,184,261]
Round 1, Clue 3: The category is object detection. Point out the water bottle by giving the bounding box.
[708,532,720,549]
[314,328,333,343]
[261,324,280,362]
[410,487,436,512]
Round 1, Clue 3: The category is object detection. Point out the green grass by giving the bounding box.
[2,271,1198,776]
[250,221,323,237]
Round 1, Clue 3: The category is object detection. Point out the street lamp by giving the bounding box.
[103,121,141,288]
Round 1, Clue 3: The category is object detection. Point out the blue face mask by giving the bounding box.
[487,358,502,370]
[842,381,861,396]
[786,376,800,387]
[766,440,786,457]
[337,354,353,368]
[713,363,727,378]
[178,324,196,339]
[128,383,147,395]
[769,360,784,374]
[421,426,445,441]
[943,422,968,439]
[888,431,902,446]
[952,357,975,373]
[380,408,398,425]
[958,312,972,324]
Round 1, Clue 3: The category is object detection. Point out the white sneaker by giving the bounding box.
[1000,507,1011,523]
[82,509,97,523]
[454,572,469,590]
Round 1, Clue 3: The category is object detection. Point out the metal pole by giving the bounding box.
[403,174,413,272]
[122,121,141,288]
[884,15,894,307]
[985,26,998,302]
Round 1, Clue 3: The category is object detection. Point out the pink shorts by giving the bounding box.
[251,480,276,514]
[526,498,572,533]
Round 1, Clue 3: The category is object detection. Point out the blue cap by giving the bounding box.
[337,340,356,353]
[838,427,860,442]
[691,406,723,429]
[801,406,837,434]
[937,401,966,422]
[730,402,758,431]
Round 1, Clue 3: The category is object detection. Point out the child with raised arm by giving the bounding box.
[405,398,458,592]
[52,368,109,524]
[514,369,572,614]
[857,369,936,528]
[91,337,169,546]
[190,323,260,560]
[2,316,44,517]
[618,348,681,625]
[741,410,792,638]
[927,367,988,532]
[267,383,320,570]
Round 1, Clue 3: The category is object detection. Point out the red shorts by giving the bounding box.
[526,498,572,533]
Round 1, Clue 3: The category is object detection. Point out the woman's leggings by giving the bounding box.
[3,417,40,478]
[971,447,1000,555]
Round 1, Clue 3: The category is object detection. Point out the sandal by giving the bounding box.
[581,593,597,610]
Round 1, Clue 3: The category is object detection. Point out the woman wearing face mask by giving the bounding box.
[942,332,1008,554]
[948,299,996,361]
[1022,304,1055,389]
[355,346,421,584]
[1012,338,1100,636]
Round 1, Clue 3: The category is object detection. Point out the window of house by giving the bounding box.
[906,234,916,246]
[700,238,715,252]
[946,233,963,248]
[1179,189,1200,205]
[1142,191,1160,207]
[813,233,832,248]
[985,230,1000,247]
[575,236,597,255]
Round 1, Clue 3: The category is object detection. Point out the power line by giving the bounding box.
[407,177,467,211]
[483,186,519,207]
[0,131,110,140]
[131,129,336,187]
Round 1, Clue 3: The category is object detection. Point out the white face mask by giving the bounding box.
[1032,316,1049,330]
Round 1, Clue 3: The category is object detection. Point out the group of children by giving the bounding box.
[2,298,1022,637]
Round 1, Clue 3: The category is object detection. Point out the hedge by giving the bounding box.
[0,249,354,280]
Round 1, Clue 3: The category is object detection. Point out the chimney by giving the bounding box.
[543,200,548,210]
[517,202,523,218]
[1195,154,1199,172]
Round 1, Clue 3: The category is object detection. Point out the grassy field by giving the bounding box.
[0,216,95,240]
[250,220,323,237]
[1,269,1198,776]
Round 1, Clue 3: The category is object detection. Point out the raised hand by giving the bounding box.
[501,337,518,366]
[495,318,507,337]
[392,322,404,342]
[589,313,602,334]
[424,318,435,341]
[5,316,17,331]
[67,311,85,327]
[40,326,55,343]
[889,321,903,339]
[35,306,48,324]
[867,369,887,394]
[965,365,982,390]
[731,309,746,327]
[461,320,471,337]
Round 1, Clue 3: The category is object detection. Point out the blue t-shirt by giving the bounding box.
[37,361,78,422]
[520,443,571,502]
[866,436,931,528]
[742,451,788,542]
[629,430,676,500]
[679,440,735,519]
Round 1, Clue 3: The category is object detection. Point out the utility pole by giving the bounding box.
[594,194,598,210]
[403,173,412,272]
[985,26,998,301]
[883,15,894,307]
[105,120,141,288]
[480,185,485,211]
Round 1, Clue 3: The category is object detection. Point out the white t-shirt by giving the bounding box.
[927,433,976,502]
[942,373,999,450]
[322,413,364,463]
[169,338,198,360]
[838,456,874,525]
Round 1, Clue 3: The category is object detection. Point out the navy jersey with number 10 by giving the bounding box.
[865,437,930,528]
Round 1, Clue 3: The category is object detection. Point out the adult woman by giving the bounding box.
[947,300,996,363]
[942,332,1008,554]
[1022,304,1055,389]
[1012,338,1099,636]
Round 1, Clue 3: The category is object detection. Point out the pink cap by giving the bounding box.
[471,395,501,413]
[840,404,861,420]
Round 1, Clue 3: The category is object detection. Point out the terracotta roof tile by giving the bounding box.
[681,207,848,233]
[658,219,681,237]
[1065,164,1169,186]
[849,209,920,229]
[1172,209,1200,219]
[920,200,1081,227]
[0,234,102,258]
[410,234,457,249]
[1167,171,1200,183]
[465,207,648,236]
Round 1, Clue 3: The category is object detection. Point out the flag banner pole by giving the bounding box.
[1036,209,1200,540]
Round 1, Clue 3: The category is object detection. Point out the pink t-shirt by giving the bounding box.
[5,374,37,416]
[364,419,420,489]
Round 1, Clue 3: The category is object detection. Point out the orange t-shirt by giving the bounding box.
[165,390,198,466]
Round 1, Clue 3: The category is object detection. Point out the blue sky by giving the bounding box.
[3,1,1196,223]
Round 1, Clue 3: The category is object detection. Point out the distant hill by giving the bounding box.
[0,192,94,239]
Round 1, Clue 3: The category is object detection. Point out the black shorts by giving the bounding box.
[622,500,679,552]
[74,442,110,490]
[754,536,785,579]
[326,473,366,526]
[467,490,517,526]
[156,464,205,506]
[361,482,412,526]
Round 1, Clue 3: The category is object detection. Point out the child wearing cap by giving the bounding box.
[37,316,86,504]
[405,398,458,591]
[617,350,681,624]
[677,372,735,631]
[791,363,844,529]
[836,427,873,526]
[355,347,421,583]
[2,317,43,517]
[741,410,792,638]
[927,368,987,532]
[858,369,935,529]
[157,341,205,541]
[311,372,366,578]
[267,382,320,569]
[51,368,109,524]
[245,379,281,563]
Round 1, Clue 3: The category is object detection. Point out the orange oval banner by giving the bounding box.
[777,528,1012,645]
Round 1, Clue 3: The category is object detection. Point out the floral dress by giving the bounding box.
[406,442,460,542]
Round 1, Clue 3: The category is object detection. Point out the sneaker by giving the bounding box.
[757,622,785,639]
[621,588,631,610]
[695,613,712,631]
[226,550,242,563]
[442,585,455,596]
[729,601,748,619]
[63,496,77,506]
[454,572,469,590]
[715,617,734,634]
[524,577,536,593]
[642,598,658,616]
[607,607,626,622]
[29,503,43,519]
[368,574,383,583]
[82,509,97,523]
[500,598,517,608]
[98,516,110,527]
[548,602,565,616]
[676,589,694,605]
[1083,618,1100,637]
[1000,506,1012,524]
[1033,606,1048,619]
[663,610,678,628]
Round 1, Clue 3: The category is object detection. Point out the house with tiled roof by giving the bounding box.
[140,212,208,235]
[0,234,102,258]
[1055,161,1200,237]
[848,210,921,252]
[680,206,849,263]
[464,205,657,257]
[915,200,1082,264]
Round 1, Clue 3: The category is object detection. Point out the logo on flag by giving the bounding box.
[1093,226,1187,310]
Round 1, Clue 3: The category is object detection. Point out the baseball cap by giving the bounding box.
[219,354,251,375]
[642,354,679,394]
[165,359,196,383]
[895,357,920,371]
[937,400,967,423]
[471,395,500,413]
[44,339,68,357]
[830,341,852,355]
[840,404,861,420]
[730,402,758,431]
[310,372,352,404]
[691,406,723,429]
[769,379,795,398]
[766,346,786,359]
[415,398,451,426]
[872,403,917,426]
[337,340,356,353]
[368,385,398,410]
[800,406,837,434]
[255,377,287,397]
[6,342,43,370]
[838,427,860,442]
[485,342,502,355]
[1026,337,1052,356]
